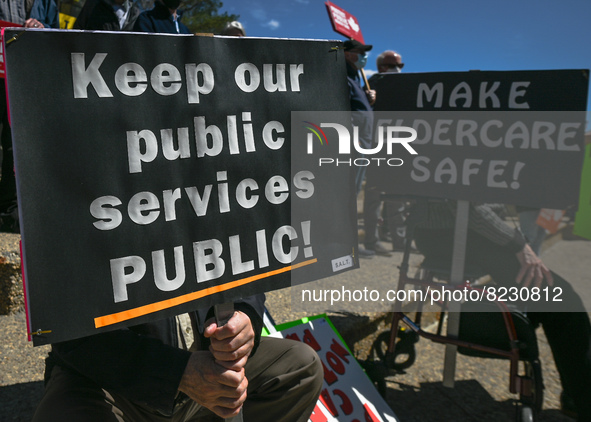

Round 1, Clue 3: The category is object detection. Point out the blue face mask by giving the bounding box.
[354,52,368,70]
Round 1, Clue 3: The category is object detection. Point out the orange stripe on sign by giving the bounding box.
[94,259,317,329]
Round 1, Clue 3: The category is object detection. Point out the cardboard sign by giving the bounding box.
[325,1,364,43]
[3,30,358,345]
[58,0,88,29]
[0,28,6,78]
[269,316,398,422]
[367,70,589,209]
[0,22,22,78]
[536,209,566,234]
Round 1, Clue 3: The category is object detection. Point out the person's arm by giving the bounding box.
[51,325,191,415]
[51,295,263,416]
[195,294,265,356]
[178,349,247,419]
[365,89,376,106]
[29,0,59,28]
[447,202,527,253]
[515,243,553,288]
[179,296,262,418]
[178,20,191,34]
[449,202,553,287]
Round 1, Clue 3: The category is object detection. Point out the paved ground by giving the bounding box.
[0,227,589,421]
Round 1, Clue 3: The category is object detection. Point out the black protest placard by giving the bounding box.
[4,30,358,345]
[367,70,589,209]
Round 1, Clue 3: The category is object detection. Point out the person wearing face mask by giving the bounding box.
[343,39,375,195]
[343,39,376,117]
[133,0,191,34]
[343,40,383,258]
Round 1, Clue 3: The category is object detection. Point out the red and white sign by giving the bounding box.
[325,1,364,43]
[270,317,398,422]
[536,208,566,234]
[0,21,22,78]
[0,30,5,78]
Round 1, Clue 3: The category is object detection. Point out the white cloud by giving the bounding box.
[264,19,281,30]
[294,0,309,4]
[364,69,377,77]
[249,5,280,30]
[250,8,267,21]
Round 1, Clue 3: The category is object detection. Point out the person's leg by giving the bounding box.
[529,309,591,421]
[33,365,126,422]
[384,199,406,250]
[354,164,375,258]
[354,164,366,197]
[33,365,190,422]
[525,274,591,421]
[363,186,380,247]
[363,186,390,255]
[242,337,323,422]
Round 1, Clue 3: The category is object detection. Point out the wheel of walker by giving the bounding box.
[372,331,391,361]
[517,405,534,422]
[520,359,544,415]
[388,346,416,371]
[372,331,416,371]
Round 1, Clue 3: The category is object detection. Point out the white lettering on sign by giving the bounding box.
[411,156,527,189]
[109,222,313,303]
[90,171,315,230]
[71,53,305,103]
[392,118,581,151]
[234,63,304,93]
[416,81,531,109]
[125,115,285,174]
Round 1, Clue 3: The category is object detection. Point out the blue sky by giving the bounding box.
[219,0,591,125]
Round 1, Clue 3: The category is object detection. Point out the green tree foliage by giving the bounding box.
[180,0,239,34]
[135,0,238,34]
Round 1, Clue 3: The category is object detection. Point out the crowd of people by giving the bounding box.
[0,1,589,421]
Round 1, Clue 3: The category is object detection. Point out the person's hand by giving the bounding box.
[24,18,44,28]
[515,243,553,288]
[365,89,376,105]
[203,310,255,371]
[178,351,247,418]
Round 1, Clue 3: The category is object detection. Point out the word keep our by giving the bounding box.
[71,53,305,102]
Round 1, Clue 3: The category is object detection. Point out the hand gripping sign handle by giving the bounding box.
[214,303,244,422]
